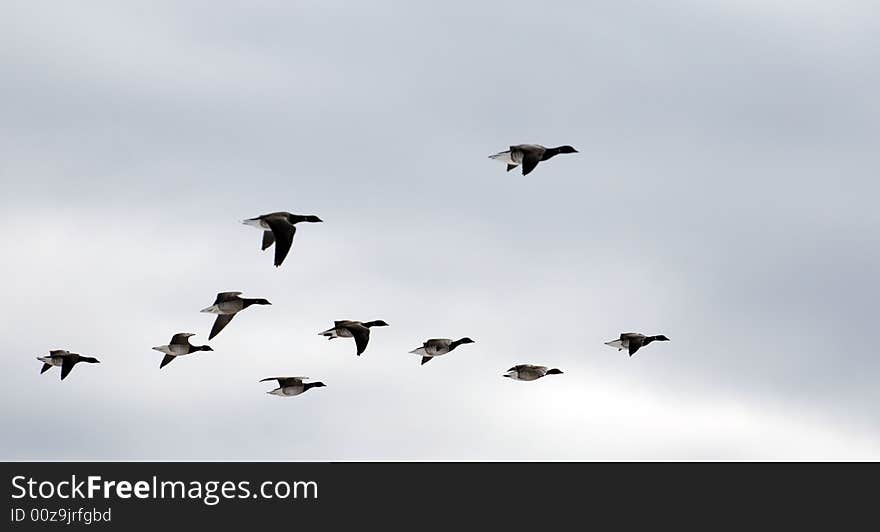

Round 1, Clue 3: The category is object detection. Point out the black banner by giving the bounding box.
[2,462,874,528]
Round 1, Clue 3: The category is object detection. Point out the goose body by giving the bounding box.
[37,350,100,380]
[502,364,563,381]
[489,144,578,176]
[260,376,326,397]
[242,211,323,267]
[37,350,68,367]
[152,333,213,368]
[318,320,389,356]
[321,327,353,339]
[409,337,474,365]
[200,291,271,340]
[604,333,670,356]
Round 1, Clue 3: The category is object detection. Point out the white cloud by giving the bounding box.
[1,0,878,460]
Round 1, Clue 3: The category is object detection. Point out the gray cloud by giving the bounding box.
[1,1,878,460]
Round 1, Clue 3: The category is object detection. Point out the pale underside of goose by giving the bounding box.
[260,377,323,397]
[489,144,544,175]
[37,349,70,367]
[202,292,243,339]
[244,217,296,266]
[488,149,525,165]
[37,350,99,380]
[505,366,547,381]
[152,333,196,356]
[242,212,322,268]
[200,291,244,315]
[409,340,453,357]
[151,344,192,356]
[503,364,562,381]
[319,321,374,356]
[151,333,211,368]
[605,332,669,356]
[267,377,307,396]
[409,339,453,365]
[320,327,354,339]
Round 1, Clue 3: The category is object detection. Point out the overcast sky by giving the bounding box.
[1,1,878,460]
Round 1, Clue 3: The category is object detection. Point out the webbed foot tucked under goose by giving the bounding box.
[200,291,271,340]
[502,364,563,381]
[242,211,323,267]
[37,350,100,380]
[604,333,670,357]
[318,320,389,356]
[489,144,578,176]
[152,333,213,368]
[409,337,474,365]
[260,376,326,397]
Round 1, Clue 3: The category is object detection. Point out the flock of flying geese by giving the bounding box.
[36,143,670,395]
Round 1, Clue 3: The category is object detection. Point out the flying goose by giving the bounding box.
[200,291,271,340]
[604,333,670,357]
[37,350,100,380]
[502,364,563,381]
[152,333,213,368]
[260,376,327,397]
[318,320,389,356]
[488,144,578,176]
[409,337,474,365]
[242,211,323,267]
